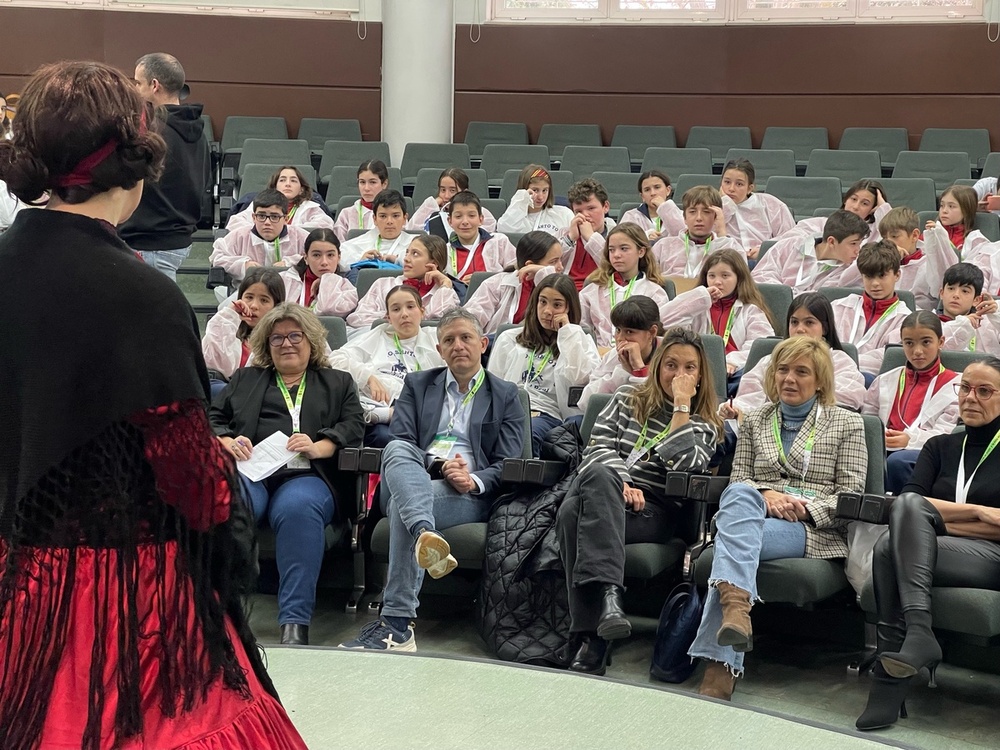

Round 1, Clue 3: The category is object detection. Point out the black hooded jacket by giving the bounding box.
[120,103,210,251]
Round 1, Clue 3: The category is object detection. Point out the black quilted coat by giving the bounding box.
[476,423,583,667]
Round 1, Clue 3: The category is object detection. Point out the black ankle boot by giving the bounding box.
[596,584,631,640]
[569,634,612,675]
[280,623,309,645]
[880,610,941,679]
[856,662,911,731]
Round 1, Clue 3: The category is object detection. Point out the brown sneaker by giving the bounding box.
[415,530,458,579]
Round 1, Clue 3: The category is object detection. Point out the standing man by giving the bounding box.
[121,53,210,281]
[342,308,526,651]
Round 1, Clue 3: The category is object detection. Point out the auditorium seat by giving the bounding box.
[685,126,752,170]
[761,127,829,170]
[399,143,471,187]
[480,144,550,186]
[220,116,288,170]
[805,150,882,185]
[296,118,362,154]
[724,148,797,182]
[764,176,843,220]
[837,128,909,175]
[892,151,971,194]
[611,124,678,169]
[537,123,603,163]
[236,139,311,178]
[670,174,720,203]
[559,146,631,178]
[878,177,938,213]
[919,128,991,173]
[640,148,713,181]
[318,141,392,190]
[592,171,639,217]
[757,284,792,336]
[463,121,529,162]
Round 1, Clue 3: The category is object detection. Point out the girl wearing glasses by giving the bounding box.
[210,303,365,646]
[329,285,445,447]
[863,312,960,494]
[857,357,1000,730]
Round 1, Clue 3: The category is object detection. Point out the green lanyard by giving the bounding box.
[969,335,977,352]
[771,408,818,479]
[683,233,711,256]
[276,372,306,433]
[393,334,421,373]
[719,304,737,345]
[272,237,282,263]
[524,348,554,385]
[446,369,485,434]
[653,216,662,232]
[286,204,298,223]
[609,275,638,308]
[357,201,365,227]
[633,421,673,461]
[955,428,1000,504]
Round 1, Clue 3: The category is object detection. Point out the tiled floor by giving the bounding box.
[249,590,1000,749]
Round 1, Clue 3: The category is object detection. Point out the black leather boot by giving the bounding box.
[856,662,911,731]
[280,623,309,645]
[569,633,612,675]
[596,584,631,640]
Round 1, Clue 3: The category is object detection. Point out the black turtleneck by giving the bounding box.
[902,413,1000,507]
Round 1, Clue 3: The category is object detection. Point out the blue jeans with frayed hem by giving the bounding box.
[688,482,806,675]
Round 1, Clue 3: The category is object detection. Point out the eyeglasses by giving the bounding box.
[954,382,1000,400]
[253,212,285,223]
[268,331,305,347]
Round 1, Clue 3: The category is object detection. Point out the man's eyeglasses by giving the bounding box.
[268,331,305,347]
[254,212,285,223]
[954,382,1000,400]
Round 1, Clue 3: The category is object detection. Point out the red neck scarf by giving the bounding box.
[360,199,374,211]
[403,277,434,297]
[945,223,967,248]
[513,278,535,324]
[901,249,923,265]
[569,237,598,291]
[710,293,739,353]
[887,358,955,431]
[453,236,489,278]
[239,340,252,368]
[862,293,899,332]
[303,268,321,307]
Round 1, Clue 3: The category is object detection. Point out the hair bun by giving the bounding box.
[0,142,49,204]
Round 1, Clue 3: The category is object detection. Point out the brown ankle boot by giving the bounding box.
[698,660,737,701]
[715,582,753,652]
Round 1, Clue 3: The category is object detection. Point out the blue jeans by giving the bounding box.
[886,449,920,495]
[531,412,563,457]
[380,440,491,620]
[240,474,334,626]
[688,482,807,675]
[138,246,191,282]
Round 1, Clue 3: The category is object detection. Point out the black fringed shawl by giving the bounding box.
[0,209,274,749]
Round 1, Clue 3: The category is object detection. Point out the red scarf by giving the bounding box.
[513,278,535,324]
[569,237,598,291]
[454,237,489,277]
[302,268,321,307]
[710,293,739,354]
[360,199,374,211]
[403,276,434,297]
[887,359,956,431]
[239,340,252,368]
[945,223,966,248]
[862,293,899,332]
[901,249,923,265]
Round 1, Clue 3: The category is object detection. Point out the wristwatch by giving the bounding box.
[675,404,690,413]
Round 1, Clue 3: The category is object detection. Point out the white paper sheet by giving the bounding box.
[236,431,300,483]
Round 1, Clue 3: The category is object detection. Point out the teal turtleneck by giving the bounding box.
[778,395,817,453]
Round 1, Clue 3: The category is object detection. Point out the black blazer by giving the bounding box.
[210,366,365,522]
[389,367,525,498]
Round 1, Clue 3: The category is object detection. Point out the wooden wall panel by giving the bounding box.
[454,23,1000,149]
[0,8,383,139]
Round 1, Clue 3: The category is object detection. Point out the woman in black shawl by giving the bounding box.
[0,62,306,749]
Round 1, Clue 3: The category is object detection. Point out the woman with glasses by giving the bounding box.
[210,303,364,645]
[857,358,1000,731]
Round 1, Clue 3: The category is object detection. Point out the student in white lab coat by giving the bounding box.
[651,185,745,279]
[779,179,892,245]
[831,240,912,380]
[938,263,1000,356]
[863,311,960,493]
[497,164,574,237]
[488,274,601,456]
[338,189,417,276]
[878,206,953,312]
[329,285,445,447]
[278,228,357,318]
[441,191,516,285]
[332,159,389,242]
[619,170,675,241]
[927,185,997,292]
[209,189,310,280]
[558,178,617,290]
[226,165,333,232]
[405,167,497,235]
[718,158,795,260]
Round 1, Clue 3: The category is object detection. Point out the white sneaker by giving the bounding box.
[415,530,458,579]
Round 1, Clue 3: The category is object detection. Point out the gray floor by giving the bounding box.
[248,591,1000,749]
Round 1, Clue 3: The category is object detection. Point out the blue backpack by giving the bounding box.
[649,581,703,683]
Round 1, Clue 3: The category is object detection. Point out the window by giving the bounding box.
[492,0,985,20]
[3,0,357,19]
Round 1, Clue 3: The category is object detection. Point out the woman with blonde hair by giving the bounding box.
[689,336,868,701]
[210,303,364,645]
[556,328,723,676]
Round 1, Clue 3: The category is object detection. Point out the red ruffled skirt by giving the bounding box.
[0,541,307,750]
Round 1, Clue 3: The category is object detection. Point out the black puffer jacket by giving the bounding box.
[476,423,582,667]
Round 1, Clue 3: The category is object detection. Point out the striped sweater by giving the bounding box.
[579,386,718,497]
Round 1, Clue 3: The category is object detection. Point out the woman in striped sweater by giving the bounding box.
[555,328,723,676]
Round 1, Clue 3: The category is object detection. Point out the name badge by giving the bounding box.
[287,454,310,470]
[428,434,458,460]
[783,486,816,502]
[624,449,648,470]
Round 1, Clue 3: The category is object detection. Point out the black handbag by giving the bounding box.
[649,581,704,683]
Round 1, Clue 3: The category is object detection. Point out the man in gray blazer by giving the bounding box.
[342,308,525,651]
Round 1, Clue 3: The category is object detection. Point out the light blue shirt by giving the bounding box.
[432,367,485,494]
